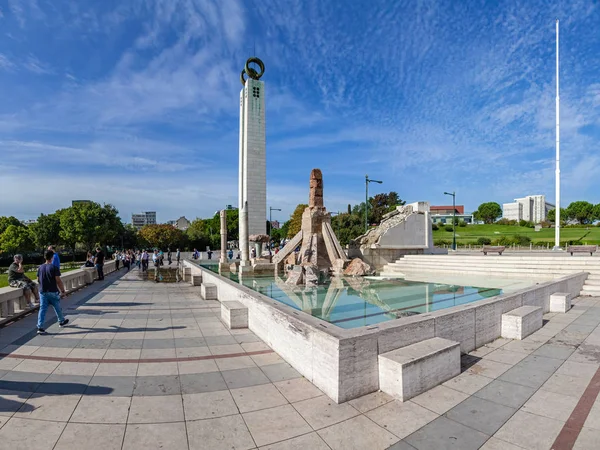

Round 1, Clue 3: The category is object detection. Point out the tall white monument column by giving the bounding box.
[239,57,266,237]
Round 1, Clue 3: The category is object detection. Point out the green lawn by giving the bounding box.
[0,268,78,288]
[433,224,600,245]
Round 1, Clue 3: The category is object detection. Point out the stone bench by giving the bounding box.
[378,337,460,401]
[182,267,191,282]
[482,245,505,256]
[501,306,542,340]
[221,301,248,329]
[191,274,202,286]
[550,292,571,313]
[201,283,218,300]
[567,245,597,256]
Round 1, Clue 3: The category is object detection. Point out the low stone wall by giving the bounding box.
[348,247,448,271]
[184,259,587,404]
[0,260,117,325]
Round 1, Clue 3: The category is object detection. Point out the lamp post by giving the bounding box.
[365,175,383,232]
[269,207,281,247]
[444,191,456,250]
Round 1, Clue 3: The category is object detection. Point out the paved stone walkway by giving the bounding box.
[1,269,600,449]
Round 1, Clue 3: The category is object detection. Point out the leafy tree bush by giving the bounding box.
[444,225,453,232]
[434,239,452,246]
[286,204,308,238]
[0,224,34,255]
[139,224,185,250]
[476,237,492,245]
[458,220,467,227]
[566,201,594,224]
[473,202,502,224]
[431,223,439,231]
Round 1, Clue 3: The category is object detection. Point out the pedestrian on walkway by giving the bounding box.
[94,247,105,280]
[48,245,60,269]
[176,248,181,264]
[167,248,172,265]
[114,251,120,270]
[228,249,233,260]
[8,254,39,308]
[141,250,149,272]
[36,249,68,334]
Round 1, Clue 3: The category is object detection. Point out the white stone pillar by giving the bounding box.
[239,201,252,273]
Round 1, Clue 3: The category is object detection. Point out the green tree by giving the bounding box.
[287,204,308,238]
[331,213,364,246]
[139,224,185,249]
[473,202,502,224]
[0,224,34,255]
[58,202,124,254]
[547,208,567,224]
[593,204,600,222]
[566,201,594,224]
[0,216,22,235]
[29,213,61,251]
[369,192,406,225]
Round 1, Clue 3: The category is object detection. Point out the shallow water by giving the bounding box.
[196,263,501,329]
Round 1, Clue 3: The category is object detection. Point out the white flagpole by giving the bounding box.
[554,19,561,250]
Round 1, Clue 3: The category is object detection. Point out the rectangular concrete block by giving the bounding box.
[183,267,191,282]
[379,337,460,401]
[201,283,218,300]
[221,301,248,329]
[501,306,542,340]
[191,274,202,286]
[550,292,571,313]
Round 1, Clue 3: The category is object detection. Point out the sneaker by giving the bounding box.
[59,319,70,327]
[27,303,36,309]
[37,328,46,334]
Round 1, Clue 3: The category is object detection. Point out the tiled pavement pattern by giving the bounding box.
[1,270,600,449]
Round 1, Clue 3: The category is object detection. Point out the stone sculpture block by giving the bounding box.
[379,337,460,401]
[501,305,542,340]
[191,274,202,286]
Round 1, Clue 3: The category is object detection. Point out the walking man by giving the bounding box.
[37,249,68,334]
[94,247,105,280]
[176,248,181,265]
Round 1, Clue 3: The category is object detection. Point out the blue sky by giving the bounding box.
[1,0,599,224]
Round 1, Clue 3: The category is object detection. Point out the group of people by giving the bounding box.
[110,248,182,272]
[83,248,105,279]
[7,247,70,334]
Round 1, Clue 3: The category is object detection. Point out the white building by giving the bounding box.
[502,195,554,223]
[131,211,156,229]
[167,216,191,231]
[238,67,266,236]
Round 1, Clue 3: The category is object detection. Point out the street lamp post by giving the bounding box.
[444,191,456,250]
[365,175,383,232]
[269,207,281,247]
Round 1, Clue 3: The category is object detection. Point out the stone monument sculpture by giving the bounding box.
[273,169,349,286]
[238,56,267,237]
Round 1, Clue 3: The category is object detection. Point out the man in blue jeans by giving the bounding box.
[37,249,69,334]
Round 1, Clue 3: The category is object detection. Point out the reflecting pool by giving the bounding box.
[196,263,501,329]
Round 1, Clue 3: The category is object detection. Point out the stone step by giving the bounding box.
[389,260,600,269]
[585,279,600,286]
[378,337,460,402]
[501,306,543,340]
[382,266,575,277]
[401,255,600,262]
[582,284,600,293]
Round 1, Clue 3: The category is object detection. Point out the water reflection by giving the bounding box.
[198,263,501,329]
